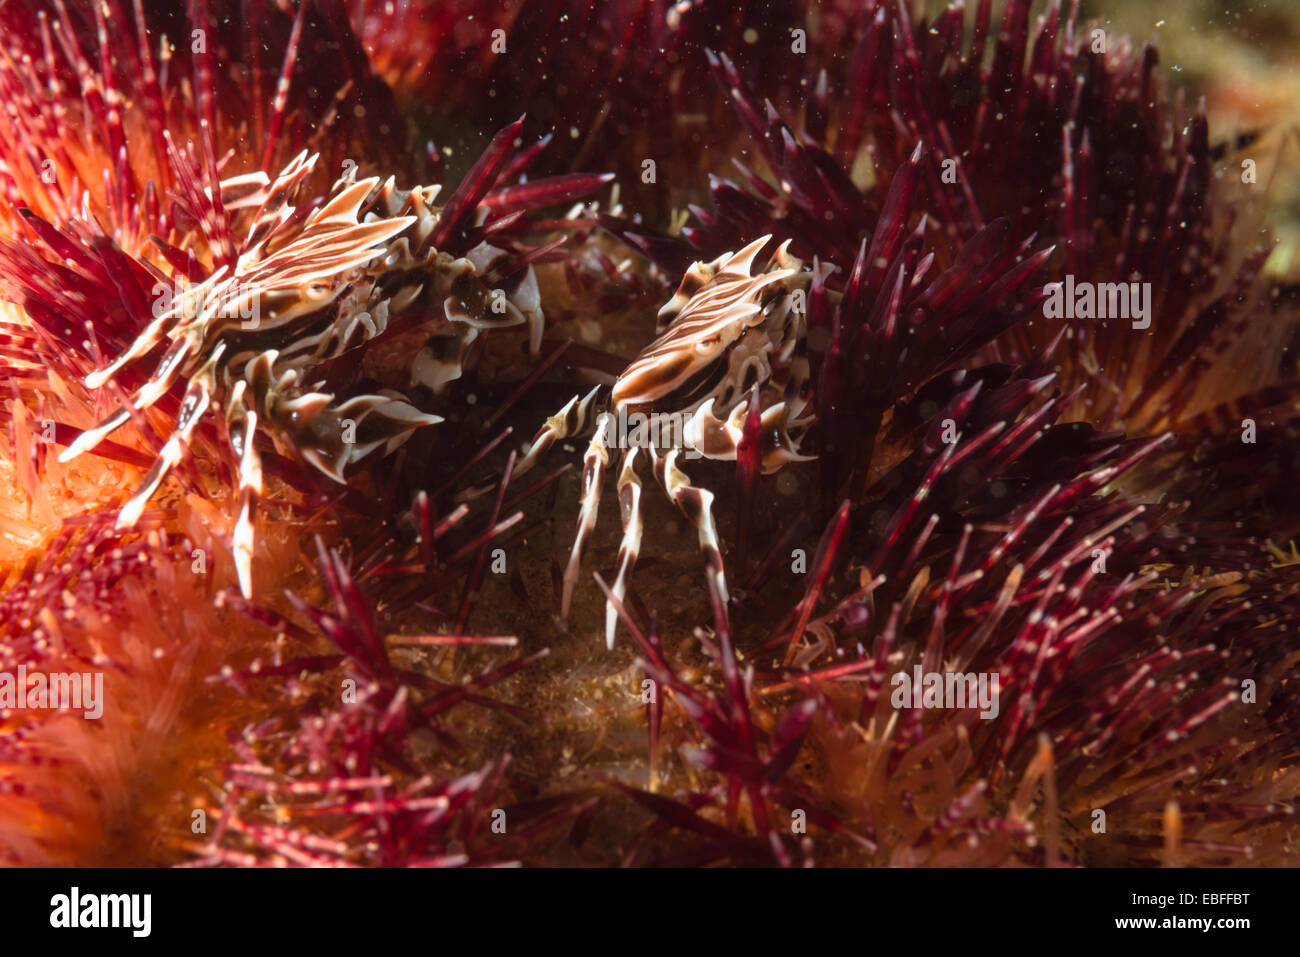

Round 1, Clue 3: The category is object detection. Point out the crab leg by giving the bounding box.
[112,341,227,528]
[685,394,815,471]
[57,407,132,463]
[560,411,612,621]
[115,370,213,529]
[226,380,264,598]
[458,385,603,502]
[127,336,197,412]
[59,338,197,463]
[655,447,730,609]
[604,445,644,649]
[82,287,210,390]
[515,385,602,481]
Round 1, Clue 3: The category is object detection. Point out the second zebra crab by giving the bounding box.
[498,235,833,649]
[59,151,546,597]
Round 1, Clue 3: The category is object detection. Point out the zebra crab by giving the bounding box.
[59,150,544,598]
[503,235,832,648]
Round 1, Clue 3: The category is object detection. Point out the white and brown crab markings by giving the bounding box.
[59,151,543,598]
[510,236,831,649]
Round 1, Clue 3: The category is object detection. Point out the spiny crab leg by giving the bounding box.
[458,384,603,502]
[517,385,603,480]
[605,445,645,649]
[226,380,264,599]
[654,447,730,611]
[115,367,215,528]
[58,336,198,464]
[57,407,132,463]
[81,267,229,390]
[113,341,226,528]
[560,411,613,621]
[685,393,816,470]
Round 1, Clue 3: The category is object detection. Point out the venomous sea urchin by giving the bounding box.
[0,0,1298,871]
